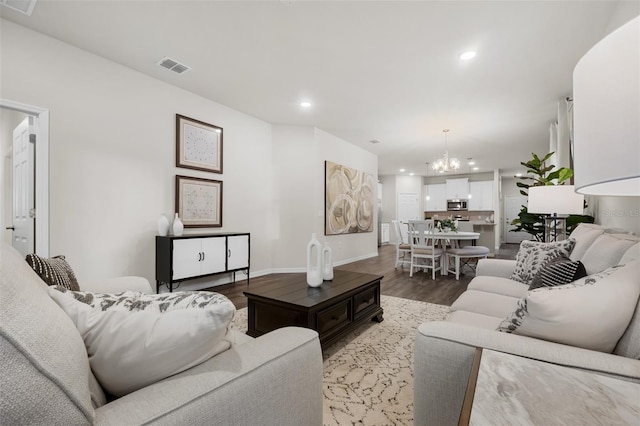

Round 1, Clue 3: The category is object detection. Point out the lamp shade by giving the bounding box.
[528,185,584,215]
[573,16,640,196]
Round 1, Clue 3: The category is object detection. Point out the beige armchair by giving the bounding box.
[0,243,323,425]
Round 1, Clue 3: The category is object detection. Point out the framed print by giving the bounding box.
[176,114,223,173]
[325,161,375,235]
[175,175,223,228]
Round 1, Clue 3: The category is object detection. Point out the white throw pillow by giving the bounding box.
[498,260,640,353]
[580,233,639,275]
[48,288,236,397]
[619,242,640,266]
[567,223,604,261]
[510,239,576,285]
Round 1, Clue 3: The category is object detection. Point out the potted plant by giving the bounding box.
[510,152,593,241]
[438,216,458,232]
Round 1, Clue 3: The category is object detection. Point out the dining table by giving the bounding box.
[403,222,481,277]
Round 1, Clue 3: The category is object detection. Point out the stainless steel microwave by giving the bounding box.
[447,200,468,211]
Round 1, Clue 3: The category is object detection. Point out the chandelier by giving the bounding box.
[432,129,460,173]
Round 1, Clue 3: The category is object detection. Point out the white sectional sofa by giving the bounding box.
[0,243,323,425]
[414,223,640,425]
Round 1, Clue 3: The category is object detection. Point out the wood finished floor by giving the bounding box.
[211,243,519,310]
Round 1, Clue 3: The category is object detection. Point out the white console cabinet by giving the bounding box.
[156,233,250,292]
[227,234,250,271]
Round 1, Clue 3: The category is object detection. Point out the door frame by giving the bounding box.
[1,99,49,256]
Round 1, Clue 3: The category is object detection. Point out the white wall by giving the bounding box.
[590,196,640,235]
[0,16,379,288]
[270,125,317,270]
[380,175,396,223]
[1,20,274,287]
[270,126,378,271]
[396,175,423,219]
[316,128,378,264]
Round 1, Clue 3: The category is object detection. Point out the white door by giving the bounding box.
[398,192,420,222]
[172,238,203,280]
[504,196,531,244]
[11,117,35,256]
[200,237,226,275]
[227,235,249,270]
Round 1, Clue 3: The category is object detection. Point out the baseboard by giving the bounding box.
[158,251,380,292]
[256,251,380,275]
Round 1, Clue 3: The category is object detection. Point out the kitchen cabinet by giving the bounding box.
[446,178,469,200]
[156,233,250,292]
[469,181,494,211]
[424,184,447,211]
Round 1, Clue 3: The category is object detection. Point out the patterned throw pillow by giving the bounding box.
[497,262,638,353]
[499,268,623,333]
[528,255,588,290]
[48,287,236,397]
[510,239,576,285]
[25,253,80,291]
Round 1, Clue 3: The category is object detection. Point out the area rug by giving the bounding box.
[230,295,450,426]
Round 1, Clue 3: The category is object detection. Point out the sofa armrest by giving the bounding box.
[476,258,516,278]
[93,327,323,426]
[81,276,154,294]
[414,321,640,426]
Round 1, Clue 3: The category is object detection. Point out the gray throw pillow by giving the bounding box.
[25,253,80,291]
[510,239,576,285]
[529,255,587,290]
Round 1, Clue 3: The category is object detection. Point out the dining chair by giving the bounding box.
[445,244,490,280]
[392,220,411,269]
[456,222,475,247]
[408,220,443,279]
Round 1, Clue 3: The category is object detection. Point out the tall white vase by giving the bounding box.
[172,213,184,236]
[157,215,169,236]
[322,242,333,281]
[306,233,323,287]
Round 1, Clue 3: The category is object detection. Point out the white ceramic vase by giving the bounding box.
[172,213,184,236]
[322,242,333,281]
[157,215,169,236]
[306,233,323,287]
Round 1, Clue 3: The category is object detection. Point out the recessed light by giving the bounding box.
[299,101,312,108]
[472,167,479,171]
[468,161,475,165]
[399,169,405,173]
[460,51,477,61]
[515,173,523,177]
[409,173,415,176]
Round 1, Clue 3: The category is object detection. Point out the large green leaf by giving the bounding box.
[541,152,554,163]
[557,168,573,184]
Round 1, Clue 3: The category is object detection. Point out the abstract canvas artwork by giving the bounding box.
[325,161,375,235]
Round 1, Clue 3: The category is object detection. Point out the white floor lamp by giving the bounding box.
[528,186,584,242]
[573,16,640,196]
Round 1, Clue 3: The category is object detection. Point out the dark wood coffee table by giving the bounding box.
[243,270,384,348]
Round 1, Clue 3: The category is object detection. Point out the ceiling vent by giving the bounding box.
[1,0,37,16]
[157,57,191,75]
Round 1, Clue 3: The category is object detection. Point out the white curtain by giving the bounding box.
[549,122,558,171]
